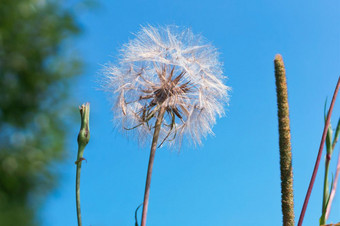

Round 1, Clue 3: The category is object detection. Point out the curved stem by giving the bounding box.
[298,77,340,226]
[141,106,166,226]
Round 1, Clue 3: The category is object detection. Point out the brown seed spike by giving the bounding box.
[180,81,191,93]
[154,62,165,83]
[274,54,295,226]
[168,66,176,82]
[179,104,190,117]
[139,94,154,100]
[172,71,186,85]
[172,107,183,119]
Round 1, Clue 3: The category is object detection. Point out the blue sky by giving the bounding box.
[41,0,339,225]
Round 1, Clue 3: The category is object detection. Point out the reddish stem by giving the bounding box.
[141,107,166,226]
[325,149,340,220]
[298,76,340,226]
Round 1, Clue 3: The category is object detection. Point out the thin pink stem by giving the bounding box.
[325,149,340,220]
[298,76,340,226]
[141,107,166,226]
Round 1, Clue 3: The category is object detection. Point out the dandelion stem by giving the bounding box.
[75,103,90,226]
[274,54,295,226]
[298,76,340,226]
[141,106,166,226]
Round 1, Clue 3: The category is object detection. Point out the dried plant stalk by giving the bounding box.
[274,54,295,226]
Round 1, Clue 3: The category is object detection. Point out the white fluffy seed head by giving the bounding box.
[102,25,230,148]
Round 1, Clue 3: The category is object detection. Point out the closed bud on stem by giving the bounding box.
[75,102,90,226]
[77,103,90,150]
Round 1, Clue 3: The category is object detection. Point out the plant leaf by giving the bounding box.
[332,118,340,149]
[324,99,333,155]
[326,125,333,155]
[135,203,143,226]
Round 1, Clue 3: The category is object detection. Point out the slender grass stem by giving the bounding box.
[320,123,333,224]
[326,150,340,220]
[75,103,90,226]
[274,54,295,226]
[320,155,331,225]
[141,106,166,226]
[325,118,340,220]
[298,77,340,226]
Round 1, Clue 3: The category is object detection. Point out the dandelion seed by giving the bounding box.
[102,25,230,226]
[103,25,230,147]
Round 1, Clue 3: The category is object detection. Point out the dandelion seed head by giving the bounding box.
[102,25,230,148]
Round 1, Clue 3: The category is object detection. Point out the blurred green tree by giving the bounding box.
[0,0,82,225]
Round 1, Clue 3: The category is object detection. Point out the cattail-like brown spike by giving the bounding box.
[274,54,295,226]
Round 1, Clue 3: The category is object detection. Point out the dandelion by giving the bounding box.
[102,25,230,226]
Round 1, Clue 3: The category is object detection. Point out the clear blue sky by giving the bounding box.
[41,0,340,225]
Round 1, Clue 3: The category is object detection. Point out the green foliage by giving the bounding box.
[0,0,82,225]
[320,101,340,225]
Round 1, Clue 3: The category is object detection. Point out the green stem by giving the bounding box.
[76,150,83,226]
[298,76,340,226]
[326,150,340,220]
[141,106,166,226]
[325,118,340,220]
[75,103,90,226]
[320,123,333,225]
[320,155,330,225]
[274,54,295,226]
